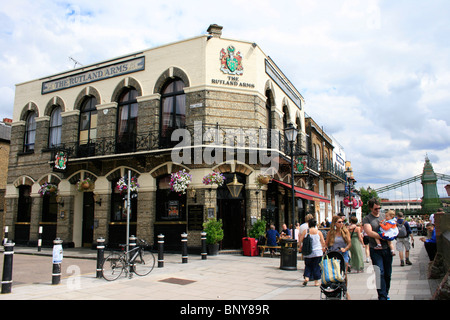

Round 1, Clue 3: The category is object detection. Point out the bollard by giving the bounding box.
[37,226,43,252]
[181,232,188,263]
[3,226,8,246]
[201,232,207,260]
[1,240,15,294]
[96,237,105,278]
[52,238,63,285]
[129,235,137,273]
[158,234,164,268]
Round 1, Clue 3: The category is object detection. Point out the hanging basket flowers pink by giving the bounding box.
[116,176,140,195]
[170,169,192,194]
[38,182,58,197]
[202,171,226,187]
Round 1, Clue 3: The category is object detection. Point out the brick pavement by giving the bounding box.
[0,235,436,301]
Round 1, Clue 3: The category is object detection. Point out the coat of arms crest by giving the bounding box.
[220,45,243,75]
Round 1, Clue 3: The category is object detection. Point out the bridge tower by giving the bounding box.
[421,156,442,212]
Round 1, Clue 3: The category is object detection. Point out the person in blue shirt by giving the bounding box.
[420,223,437,261]
[266,224,280,256]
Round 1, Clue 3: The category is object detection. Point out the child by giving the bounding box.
[376,210,399,255]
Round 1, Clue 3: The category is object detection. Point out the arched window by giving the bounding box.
[160,79,186,147]
[116,88,138,153]
[78,97,97,157]
[49,106,62,148]
[265,90,273,148]
[24,112,36,152]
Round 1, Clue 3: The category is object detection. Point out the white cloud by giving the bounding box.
[1,0,449,196]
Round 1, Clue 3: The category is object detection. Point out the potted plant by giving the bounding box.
[169,169,192,194]
[38,182,58,197]
[116,175,140,195]
[77,177,94,192]
[203,218,224,255]
[256,174,271,188]
[249,219,267,240]
[202,171,226,187]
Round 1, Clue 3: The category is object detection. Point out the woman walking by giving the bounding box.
[326,216,351,273]
[299,219,326,286]
[348,216,365,272]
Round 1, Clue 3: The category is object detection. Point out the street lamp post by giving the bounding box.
[285,124,299,239]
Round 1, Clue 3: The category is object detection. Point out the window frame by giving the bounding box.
[116,88,138,153]
[24,111,36,153]
[160,79,186,142]
[48,106,62,149]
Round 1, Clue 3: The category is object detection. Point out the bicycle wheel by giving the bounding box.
[133,249,155,276]
[102,252,125,281]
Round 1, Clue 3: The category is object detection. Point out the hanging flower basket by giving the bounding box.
[343,197,353,207]
[77,178,94,192]
[202,172,226,187]
[256,174,272,188]
[170,169,192,194]
[116,176,140,195]
[38,182,58,197]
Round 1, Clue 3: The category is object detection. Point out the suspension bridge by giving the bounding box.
[373,157,450,213]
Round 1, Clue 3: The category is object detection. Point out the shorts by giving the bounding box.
[396,237,411,251]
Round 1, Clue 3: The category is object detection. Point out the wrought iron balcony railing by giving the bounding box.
[51,124,309,162]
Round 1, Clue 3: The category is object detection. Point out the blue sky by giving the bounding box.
[1,0,449,197]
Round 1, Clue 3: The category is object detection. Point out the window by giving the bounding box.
[156,175,186,221]
[49,106,62,148]
[265,90,273,148]
[24,112,36,152]
[78,97,97,157]
[160,79,186,146]
[116,88,138,153]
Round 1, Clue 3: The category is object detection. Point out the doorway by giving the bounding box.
[216,173,246,250]
[82,192,94,247]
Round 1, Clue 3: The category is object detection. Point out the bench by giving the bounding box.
[258,245,281,257]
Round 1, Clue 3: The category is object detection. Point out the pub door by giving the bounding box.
[82,192,94,248]
[217,198,246,249]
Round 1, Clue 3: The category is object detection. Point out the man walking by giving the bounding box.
[363,198,393,300]
[396,212,414,266]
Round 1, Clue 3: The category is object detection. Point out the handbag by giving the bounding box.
[302,230,313,256]
[320,254,345,284]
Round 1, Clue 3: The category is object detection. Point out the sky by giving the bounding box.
[1,0,449,198]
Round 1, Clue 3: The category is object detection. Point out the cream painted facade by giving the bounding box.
[6,25,317,250]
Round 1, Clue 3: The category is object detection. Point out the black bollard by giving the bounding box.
[1,240,14,294]
[96,237,105,278]
[201,232,207,260]
[158,234,164,268]
[129,235,137,273]
[37,226,43,252]
[3,226,8,246]
[181,232,188,263]
[52,238,63,285]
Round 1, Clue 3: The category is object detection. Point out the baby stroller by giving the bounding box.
[319,250,347,300]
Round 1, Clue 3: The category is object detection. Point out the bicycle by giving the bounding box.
[101,238,155,281]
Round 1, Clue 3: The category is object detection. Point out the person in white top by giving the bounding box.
[299,214,314,240]
[299,218,326,287]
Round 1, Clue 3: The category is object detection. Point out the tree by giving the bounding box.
[359,187,379,217]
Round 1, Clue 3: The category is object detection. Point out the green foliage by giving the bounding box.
[359,187,380,217]
[203,218,224,244]
[249,219,267,239]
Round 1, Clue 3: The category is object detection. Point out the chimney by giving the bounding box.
[3,118,12,125]
[207,24,223,38]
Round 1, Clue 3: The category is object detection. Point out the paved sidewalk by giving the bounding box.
[0,235,437,300]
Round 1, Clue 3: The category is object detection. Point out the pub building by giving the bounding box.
[5,24,334,251]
